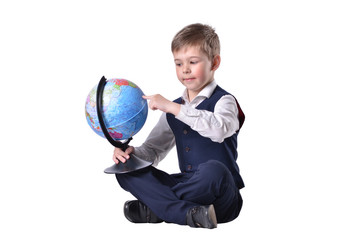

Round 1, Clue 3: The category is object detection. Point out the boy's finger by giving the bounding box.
[142,95,154,100]
[113,155,119,164]
[125,147,133,155]
[117,155,127,163]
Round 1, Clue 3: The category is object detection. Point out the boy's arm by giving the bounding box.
[133,113,176,166]
[113,113,175,165]
[143,95,180,116]
[176,95,240,143]
[143,93,240,143]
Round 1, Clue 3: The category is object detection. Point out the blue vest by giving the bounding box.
[166,86,245,189]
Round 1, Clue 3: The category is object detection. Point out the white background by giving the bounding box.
[1,0,361,239]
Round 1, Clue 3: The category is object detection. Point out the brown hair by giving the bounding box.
[171,23,220,61]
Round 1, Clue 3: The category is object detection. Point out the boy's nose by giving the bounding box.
[183,65,191,74]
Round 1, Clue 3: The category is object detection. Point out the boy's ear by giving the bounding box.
[211,55,221,71]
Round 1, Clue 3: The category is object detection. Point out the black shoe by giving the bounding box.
[186,205,217,229]
[124,200,163,223]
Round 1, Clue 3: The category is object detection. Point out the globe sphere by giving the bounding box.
[85,78,148,140]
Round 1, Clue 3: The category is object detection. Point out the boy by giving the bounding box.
[113,23,245,229]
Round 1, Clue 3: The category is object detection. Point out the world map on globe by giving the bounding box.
[85,78,148,140]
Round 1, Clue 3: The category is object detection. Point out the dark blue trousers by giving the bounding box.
[115,160,242,225]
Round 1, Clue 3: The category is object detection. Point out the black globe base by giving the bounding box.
[104,154,152,174]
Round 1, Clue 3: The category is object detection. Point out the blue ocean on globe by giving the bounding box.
[85,78,148,140]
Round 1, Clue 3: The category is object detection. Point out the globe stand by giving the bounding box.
[96,76,153,174]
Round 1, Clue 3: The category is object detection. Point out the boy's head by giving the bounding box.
[171,23,220,61]
[171,24,221,101]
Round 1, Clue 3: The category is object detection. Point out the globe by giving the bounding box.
[85,78,148,141]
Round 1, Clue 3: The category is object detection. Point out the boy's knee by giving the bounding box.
[193,160,235,197]
[199,160,228,172]
[197,160,230,183]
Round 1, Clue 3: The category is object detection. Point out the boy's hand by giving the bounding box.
[113,146,134,164]
[143,94,180,115]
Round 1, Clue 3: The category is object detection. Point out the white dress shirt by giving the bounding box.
[134,81,240,166]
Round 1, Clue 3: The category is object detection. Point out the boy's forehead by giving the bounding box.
[173,45,206,58]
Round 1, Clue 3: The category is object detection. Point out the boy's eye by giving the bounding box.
[190,61,198,64]
[176,63,182,67]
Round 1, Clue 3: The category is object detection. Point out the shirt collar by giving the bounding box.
[181,81,217,104]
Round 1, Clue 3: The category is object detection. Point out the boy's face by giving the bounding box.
[173,46,220,100]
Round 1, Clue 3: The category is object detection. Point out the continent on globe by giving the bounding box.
[85,78,148,141]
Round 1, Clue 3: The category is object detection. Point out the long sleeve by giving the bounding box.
[134,113,176,166]
[175,95,240,143]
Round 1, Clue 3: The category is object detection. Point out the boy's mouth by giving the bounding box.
[183,78,196,81]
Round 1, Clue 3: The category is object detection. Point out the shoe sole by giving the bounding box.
[207,205,217,229]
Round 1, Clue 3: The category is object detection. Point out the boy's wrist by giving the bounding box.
[167,102,181,116]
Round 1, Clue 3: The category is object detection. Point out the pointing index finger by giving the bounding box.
[142,95,152,100]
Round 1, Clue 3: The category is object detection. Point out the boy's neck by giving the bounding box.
[187,91,198,102]
[186,80,215,102]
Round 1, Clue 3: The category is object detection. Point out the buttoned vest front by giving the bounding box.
[166,86,245,189]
